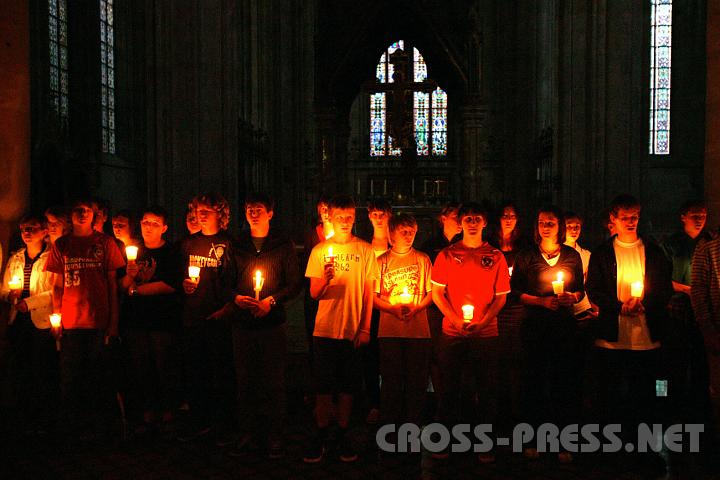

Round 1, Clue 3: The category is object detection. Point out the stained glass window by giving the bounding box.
[100,0,116,154]
[370,41,447,157]
[49,0,68,122]
[649,0,671,155]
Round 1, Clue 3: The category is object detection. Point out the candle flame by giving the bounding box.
[49,313,62,328]
[402,286,409,295]
[557,271,564,282]
[328,246,334,257]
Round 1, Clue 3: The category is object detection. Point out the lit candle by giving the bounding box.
[325,246,336,263]
[49,313,62,351]
[125,245,138,262]
[508,267,513,277]
[399,286,412,305]
[631,281,644,298]
[188,266,201,283]
[552,271,565,295]
[461,304,474,323]
[253,270,264,300]
[49,313,62,329]
[8,275,22,291]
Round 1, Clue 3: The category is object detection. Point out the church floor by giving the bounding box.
[1,352,716,480]
[1,297,718,479]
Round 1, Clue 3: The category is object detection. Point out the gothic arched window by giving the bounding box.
[649,0,671,155]
[100,0,116,154]
[370,40,447,157]
[48,0,69,124]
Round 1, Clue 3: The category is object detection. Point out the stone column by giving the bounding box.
[314,105,348,195]
[460,98,497,203]
[707,0,720,229]
[0,0,31,264]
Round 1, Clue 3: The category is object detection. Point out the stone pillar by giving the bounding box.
[0,0,31,265]
[707,0,720,229]
[314,105,348,195]
[460,99,497,203]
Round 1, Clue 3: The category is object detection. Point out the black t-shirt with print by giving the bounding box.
[180,231,237,326]
[126,242,183,332]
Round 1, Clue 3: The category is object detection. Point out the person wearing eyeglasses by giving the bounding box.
[587,195,673,453]
[119,206,183,436]
[1,213,57,435]
[45,197,126,440]
[511,206,584,464]
[430,202,510,464]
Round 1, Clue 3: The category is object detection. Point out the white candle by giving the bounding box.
[49,313,62,351]
[461,304,474,322]
[125,245,138,261]
[552,271,565,295]
[325,246,336,263]
[631,281,644,298]
[49,313,62,328]
[254,270,264,300]
[188,266,201,282]
[399,286,412,305]
[8,275,21,291]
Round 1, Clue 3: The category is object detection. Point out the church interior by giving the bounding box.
[2,0,717,247]
[1,0,720,477]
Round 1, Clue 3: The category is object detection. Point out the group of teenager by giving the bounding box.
[1,191,719,467]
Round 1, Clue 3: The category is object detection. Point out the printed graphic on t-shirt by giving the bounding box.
[382,264,420,304]
[189,242,226,268]
[63,243,106,287]
[332,252,362,273]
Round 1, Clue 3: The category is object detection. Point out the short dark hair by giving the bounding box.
[44,205,71,223]
[244,192,275,212]
[439,202,461,220]
[564,211,583,224]
[533,205,566,245]
[143,205,169,224]
[112,209,133,220]
[91,196,110,216]
[367,199,392,215]
[19,213,48,229]
[609,194,641,217]
[679,199,706,216]
[329,194,356,212]
[458,202,488,221]
[389,213,417,232]
[71,196,97,222]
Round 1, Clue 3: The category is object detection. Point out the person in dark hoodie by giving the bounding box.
[587,194,673,437]
[227,192,301,459]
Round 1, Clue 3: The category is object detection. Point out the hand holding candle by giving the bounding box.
[8,276,22,303]
[49,313,62,351]
[253,270,264,300]
[188,266,200,283]
[8,275,22,291]
[324,246,336,280]
[398,286,413,319]
[461,304,474,324]
[552,271,565,295]
[125,245,138,262]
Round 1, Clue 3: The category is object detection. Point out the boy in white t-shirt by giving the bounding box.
[303,195,379,463]
[587,194,673,432]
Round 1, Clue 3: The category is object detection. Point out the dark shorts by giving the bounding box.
[313,337,362,395]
